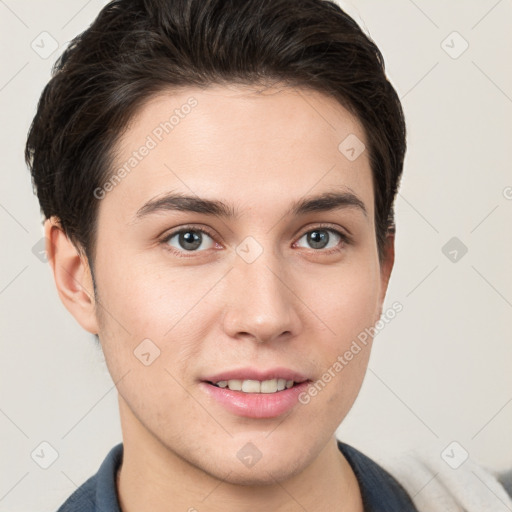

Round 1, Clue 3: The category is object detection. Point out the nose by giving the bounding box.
[221,250,302,344]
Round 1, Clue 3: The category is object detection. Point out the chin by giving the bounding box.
[192,439,313,487]
[206,456,308,487]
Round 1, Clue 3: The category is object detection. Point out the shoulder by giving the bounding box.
[56,443,123,512]
[55,475,97,512]
[371,442,512,512]
[337,440,419,511]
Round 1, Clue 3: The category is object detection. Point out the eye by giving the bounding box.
[295,227,347,252]
[163,227,216,253]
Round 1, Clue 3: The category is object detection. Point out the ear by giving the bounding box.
[44,217,99,334]
[376,231,395,318]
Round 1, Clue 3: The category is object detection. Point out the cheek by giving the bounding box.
[308,259,381,342]
[299,260,380,405]
[93,253,223,385]
[95,251,203,337]
[93,261,204,427]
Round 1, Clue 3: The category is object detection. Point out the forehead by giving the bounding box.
[101,84,374,223]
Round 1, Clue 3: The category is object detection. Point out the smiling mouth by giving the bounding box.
[206,378,306,393]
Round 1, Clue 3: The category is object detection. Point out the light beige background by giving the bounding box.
[1,1,511,510]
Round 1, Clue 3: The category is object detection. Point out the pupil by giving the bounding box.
[180,231,201,251]
[308,230,328,249]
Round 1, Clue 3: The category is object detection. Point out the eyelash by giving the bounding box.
[160,223,351,258]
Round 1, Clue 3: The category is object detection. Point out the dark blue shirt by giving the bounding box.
[56,441,418,511]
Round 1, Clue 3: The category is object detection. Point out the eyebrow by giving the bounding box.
[133,190,368,222]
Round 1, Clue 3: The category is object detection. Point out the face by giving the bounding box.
[86,84,393,484]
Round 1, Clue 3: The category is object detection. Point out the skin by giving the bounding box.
[46,84,394,511]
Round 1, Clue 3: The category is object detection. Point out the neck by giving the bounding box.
[116,398,363,512]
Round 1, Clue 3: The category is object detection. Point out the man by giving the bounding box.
[25,0,416,509]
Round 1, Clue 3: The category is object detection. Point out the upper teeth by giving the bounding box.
[214,379,295,393]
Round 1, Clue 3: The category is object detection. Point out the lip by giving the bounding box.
[202,366,309,384]
[200,381,310,419]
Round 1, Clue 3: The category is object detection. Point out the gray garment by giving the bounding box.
[498,468,512,499]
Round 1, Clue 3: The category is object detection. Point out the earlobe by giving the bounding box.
[44,217,99,334]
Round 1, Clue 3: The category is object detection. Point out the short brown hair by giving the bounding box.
[25,0,406,266]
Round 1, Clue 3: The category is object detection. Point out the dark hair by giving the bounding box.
[25,0,406,267]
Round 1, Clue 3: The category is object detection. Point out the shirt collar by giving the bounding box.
[93,441,418,511]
